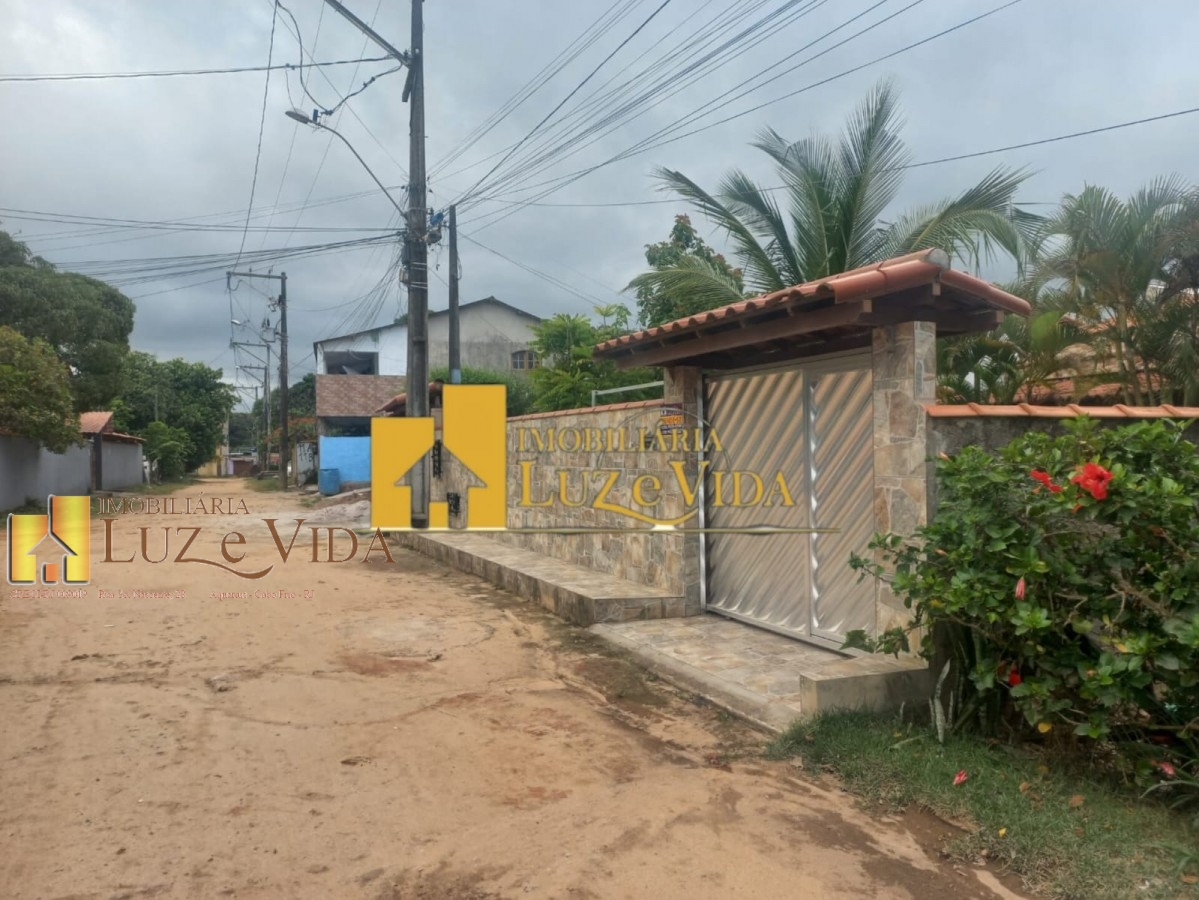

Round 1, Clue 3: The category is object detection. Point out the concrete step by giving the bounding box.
[398,532,688,626]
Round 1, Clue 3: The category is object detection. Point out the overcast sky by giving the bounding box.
[3,0,1197,407]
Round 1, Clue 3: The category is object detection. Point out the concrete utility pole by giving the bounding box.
[448,204,460,385]
[227,269,289,489]
[320,0,426,526]
[278,273,289,492]
[405,0,430,528]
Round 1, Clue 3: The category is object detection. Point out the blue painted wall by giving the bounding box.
[318,436,371,484]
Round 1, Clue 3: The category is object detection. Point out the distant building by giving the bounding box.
[313,296,541,435]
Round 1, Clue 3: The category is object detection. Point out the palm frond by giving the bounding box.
[655,167,784,293]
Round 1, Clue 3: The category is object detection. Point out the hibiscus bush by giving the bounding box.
[848,418,1199,771]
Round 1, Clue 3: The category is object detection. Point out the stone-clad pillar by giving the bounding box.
[871,322,936,639]
[663,365,704,615]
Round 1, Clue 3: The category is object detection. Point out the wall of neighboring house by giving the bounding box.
[426,303,540,374]
[314,302,541,380]
[100,439,144,491]
[316,327,407,375]
[0,436,93,511]
[318,436,372,484]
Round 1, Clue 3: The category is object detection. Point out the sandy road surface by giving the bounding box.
[1,480,1025,899]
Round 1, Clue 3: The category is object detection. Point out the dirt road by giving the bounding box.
[1,480,1023,899]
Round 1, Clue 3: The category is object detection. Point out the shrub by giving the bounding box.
[430,366,534,417]
[849,418,1199,772]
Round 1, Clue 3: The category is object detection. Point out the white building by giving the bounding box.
[313,296,541,434]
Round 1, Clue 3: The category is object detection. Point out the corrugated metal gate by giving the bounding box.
[703,354,875,648]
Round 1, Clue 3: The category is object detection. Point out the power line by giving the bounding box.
[465,0,1027,233]
[429,0,640,181]
[0,208,399,233]
[0,56,393,82]
[458,0,824,209]
[454,0,676,207]
[233,2,280,270]
[461,104,1199,210]
[458,232,612,310]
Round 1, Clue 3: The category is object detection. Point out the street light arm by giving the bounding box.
[308,119,407,218]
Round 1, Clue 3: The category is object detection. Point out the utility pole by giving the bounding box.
[227,269,289,489]
[448,204,460,384]
[319,0,425,525]
[278,273,289,491]
[405,0,430,528]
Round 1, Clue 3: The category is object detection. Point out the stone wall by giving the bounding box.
[870,322,937,639]
[433,398,699,604]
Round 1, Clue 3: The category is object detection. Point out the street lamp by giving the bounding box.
[284,109,406,217]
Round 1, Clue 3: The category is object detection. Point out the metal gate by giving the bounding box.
[703,354,875,648]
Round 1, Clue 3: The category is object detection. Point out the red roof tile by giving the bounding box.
[925,403,1199,419]
[315,375,406,419]
[80,411,114,434]
[594,249,1031,358]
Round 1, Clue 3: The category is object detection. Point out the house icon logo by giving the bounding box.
[371,384,507,530]
[7,495,91,585]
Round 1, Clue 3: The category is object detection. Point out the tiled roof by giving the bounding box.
[377,382,444,415]
[925,403,1199,419]
[315,374,406,419]
[80,411,114,434]
[594,249,1031,359]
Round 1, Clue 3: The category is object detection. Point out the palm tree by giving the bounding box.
[626,80,1037,325]
[1030,179,1198,404]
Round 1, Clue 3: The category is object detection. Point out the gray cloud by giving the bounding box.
[3,0,1196,406]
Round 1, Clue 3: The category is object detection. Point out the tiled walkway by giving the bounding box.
[593,615,849,727]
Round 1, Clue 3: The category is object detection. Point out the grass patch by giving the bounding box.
[243,476,283,492]
[137,478,196,495]
[766,709,1198,899]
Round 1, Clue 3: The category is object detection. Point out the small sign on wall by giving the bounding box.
[659,404,684,438]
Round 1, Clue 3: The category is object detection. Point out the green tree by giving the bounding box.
[936,299,1087,404]
[1030,179,1199,404]
[141,421,192,480]
[227,411,259,450]
[114,352,235,471]
[0,325,82,453]
[0,230,135,411]
[528,311,658,412]
[629,82,1034,316]
[253,372,317,425]
[429,366,535,417]
[626,215,745,327]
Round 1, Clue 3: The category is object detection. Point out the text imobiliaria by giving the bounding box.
[96,495,400,580]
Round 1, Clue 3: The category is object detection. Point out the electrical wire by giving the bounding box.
[455,106,1199,211]
[456,0,818,207]
[465,0,1026,233]
[463,0,877,208]
[458,232,613,311]
[453,0,675,206]
[233,1,280,271]
[0,56,394,82]
[431,0,642,181]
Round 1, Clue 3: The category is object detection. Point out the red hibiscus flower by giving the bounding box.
[997,661,1022,687]
[1071,462,1113,501]
[1015,577,1026,600]
[953,769,968,786]
[1030,470,1063,493]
